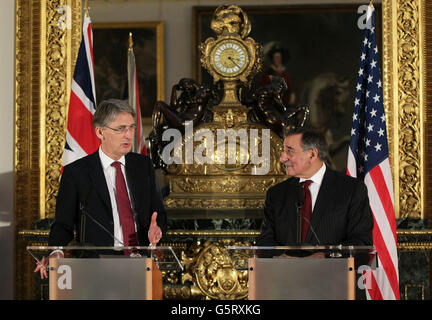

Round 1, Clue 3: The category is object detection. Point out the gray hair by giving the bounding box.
[284,127,328,163]
[92,99,136,128]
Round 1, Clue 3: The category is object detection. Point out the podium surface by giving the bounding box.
[227,246,376,300]
[28,246,182,300]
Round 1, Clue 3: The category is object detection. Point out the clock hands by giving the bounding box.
[227,56,241,68]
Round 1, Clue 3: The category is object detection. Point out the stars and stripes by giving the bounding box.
[127,33,148,156]
[347,5,400,300]
[62,13,100,167]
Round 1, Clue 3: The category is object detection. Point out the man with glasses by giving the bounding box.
[48,98,166,250]
[257,127,373,246]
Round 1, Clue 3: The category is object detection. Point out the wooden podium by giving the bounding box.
[28,246,182,300]
[228,246,376,300]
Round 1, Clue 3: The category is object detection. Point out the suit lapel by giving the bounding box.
[88,151,113,218]
[306,168,335,243]
[284,178,301,245]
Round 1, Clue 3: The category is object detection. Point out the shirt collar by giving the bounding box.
[98,147,126,170]
[299,163,326,186]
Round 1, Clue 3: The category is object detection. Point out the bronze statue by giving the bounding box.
[149,78,218,169]
[243,75,309,137]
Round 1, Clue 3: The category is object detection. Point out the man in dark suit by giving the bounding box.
[36,99,166,278]
[257,127,373,246]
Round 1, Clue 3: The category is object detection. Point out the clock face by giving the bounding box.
[210,39,249,78]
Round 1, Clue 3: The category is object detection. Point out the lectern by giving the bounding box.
[27,246,183,300]
[227,246,376,300]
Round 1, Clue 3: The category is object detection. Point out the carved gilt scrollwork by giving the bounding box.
[182,240,250,300]
[14,0,81,299]
[44,0,81,218]
[397,0,422,218]
[382,0,426,218]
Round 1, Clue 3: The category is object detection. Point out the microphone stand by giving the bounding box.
[79,185,94,246]
[296,182,305,246]
[79,202,87,245]
[296,201,303,245]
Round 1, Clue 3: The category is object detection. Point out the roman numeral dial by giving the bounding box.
[210,39,249,77]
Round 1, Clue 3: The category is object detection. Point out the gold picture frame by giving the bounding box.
[92,21,165,125]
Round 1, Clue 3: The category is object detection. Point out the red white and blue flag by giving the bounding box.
[127,35,148,156]
[62,14,100,167]
[347,5,400,300]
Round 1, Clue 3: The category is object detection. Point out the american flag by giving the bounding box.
[127,33,147,156]
[347,5,400,300]
[62,13,100,167]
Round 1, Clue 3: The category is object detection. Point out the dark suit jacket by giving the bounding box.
[257,168,373,246]
[49,151,167,246]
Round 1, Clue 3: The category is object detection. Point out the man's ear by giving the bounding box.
[95,126,104,141]
[310,148,319,160]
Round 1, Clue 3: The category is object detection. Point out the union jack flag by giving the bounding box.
[62,13,100,167]
[347,5,400,300]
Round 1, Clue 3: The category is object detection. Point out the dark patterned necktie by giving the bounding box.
[301,180,313,243]
[111,161,137,247]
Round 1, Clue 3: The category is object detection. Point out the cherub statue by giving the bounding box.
[149,78,218,169]
[244,76,309,137]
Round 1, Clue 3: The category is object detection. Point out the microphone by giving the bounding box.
[79,185,124,246]
[80,205,125,246]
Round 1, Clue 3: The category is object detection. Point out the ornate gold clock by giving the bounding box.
[210,38,249,78]
[200,5,262,106]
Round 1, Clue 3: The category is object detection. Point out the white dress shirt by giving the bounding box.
[299,163,326,212]
[98,147,136,247]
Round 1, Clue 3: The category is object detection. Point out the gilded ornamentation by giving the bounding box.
[170,176,285,194]
[382,0,427,218]
[164,198,265,210]
[44,0,81,218]
[404,284,425,300]
[199,5,262,106]
[182,240,249,300]
[14,0,81,299]
[210,5,251,38]
[396,0,422,218]
[162,118,285,209]
[161,5,285,211]
[15,0,44,300]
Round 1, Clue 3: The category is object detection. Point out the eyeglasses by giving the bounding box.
[105,124,137,134]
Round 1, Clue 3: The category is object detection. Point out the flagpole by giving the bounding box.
[128,32,134,109]
[84,0,90,17]
[129,32,134,50]
[127,32,138,153]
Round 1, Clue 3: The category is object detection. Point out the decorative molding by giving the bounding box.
[423,0,432,221]
[14,0,82,300]
[382,0,426,218]
[44,0,81,219]
[164,197,265,210]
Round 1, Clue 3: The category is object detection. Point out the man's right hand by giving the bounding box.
[34,256,49,279]
[34,251,64,279]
